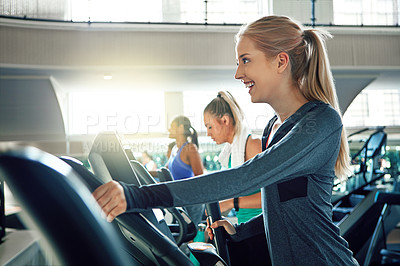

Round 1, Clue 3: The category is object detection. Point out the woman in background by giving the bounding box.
[204,91,262,223]
[204,91,270,265]
[166,115,204,226]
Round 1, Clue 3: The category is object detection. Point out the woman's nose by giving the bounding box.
[234,65,243,80]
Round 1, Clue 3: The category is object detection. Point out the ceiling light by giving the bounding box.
[104,74,112,80]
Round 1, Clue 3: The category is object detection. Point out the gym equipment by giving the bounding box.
[0,180,5,242]
[188,242,228,266]
[363,191,400,265]
[129,159,197,245]
[88,132,232,265]
[0,146,132,265]
[350,127,387,185]
[335,188,385,264]
[333,127,387,203]
[60,156,183,265]
[60,155,195,265]
[331,127,396,264]
[126,148,230,263]
[205,203,231,265]
[88,132,197,245]
[157,167,174,182]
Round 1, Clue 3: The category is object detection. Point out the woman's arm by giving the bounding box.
[207,213,265,242]
[231,213,265,241]
[219,192,262,212]
[245,136,262,161]
[94,103,342,219]
[185,143,204,176]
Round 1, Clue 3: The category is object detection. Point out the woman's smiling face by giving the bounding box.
[234,36,280,104]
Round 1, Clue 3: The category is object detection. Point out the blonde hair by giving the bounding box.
[203,91,244,136]
[236,16,352,181]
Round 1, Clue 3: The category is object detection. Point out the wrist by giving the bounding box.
[234,197,239,212]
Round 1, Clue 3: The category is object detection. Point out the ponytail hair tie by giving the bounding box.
[303,29,313,42]
[217,93,222,98]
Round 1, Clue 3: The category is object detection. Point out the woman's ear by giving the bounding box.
[277,52,290,73]
[221,115,231,126]
[177,124,185,134]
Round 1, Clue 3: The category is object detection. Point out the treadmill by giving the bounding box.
[332,127,394,264]
[87,132,230,265]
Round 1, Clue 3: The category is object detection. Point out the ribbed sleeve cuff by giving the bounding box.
[120,182,174,212]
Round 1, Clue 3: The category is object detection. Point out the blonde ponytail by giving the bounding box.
[301,29,352,181]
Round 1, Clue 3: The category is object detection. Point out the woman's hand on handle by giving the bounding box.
[206,218,237,241]
[92,181,127,222]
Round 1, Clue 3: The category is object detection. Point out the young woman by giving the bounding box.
[93,15,358,265]
[204,91,270,265]
[166,116,203,181]
[203,91,262,223]
[166,115,204,226]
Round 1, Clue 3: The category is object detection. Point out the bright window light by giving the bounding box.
[69,0,266,24]
[333,0,399,25]
[69,91,165,135]
[343,89,400,127]
[70,0,163,22]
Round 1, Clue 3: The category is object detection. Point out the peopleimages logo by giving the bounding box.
[81,111,273,136]
[84,112,162,135]
[79,112,275,154]
[82,140,221,155]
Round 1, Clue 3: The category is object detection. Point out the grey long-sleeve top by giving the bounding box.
[121,101,359,266]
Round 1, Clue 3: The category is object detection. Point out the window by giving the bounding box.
[70,0,163,22]
[69,91,165,135]
[383,91,400,125]
[206,0,263,24]
[343,89,400,127]
[1,0,268,24]
[333,0,400,25]
[2,0,399,26]
[343,92,369,127]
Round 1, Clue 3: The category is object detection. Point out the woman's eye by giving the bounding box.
[242,58,249,64]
